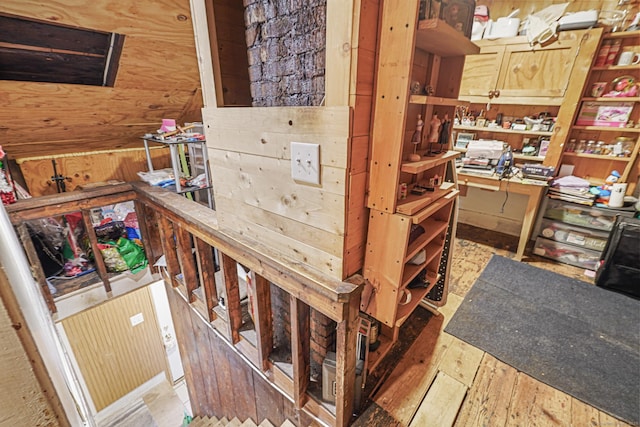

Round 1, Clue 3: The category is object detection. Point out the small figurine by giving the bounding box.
[591,170,621,204]
[428,113,442,143]
[409,114,424,161]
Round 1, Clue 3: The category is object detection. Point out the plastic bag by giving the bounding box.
[98,244,128,272]
[115,237,148,273]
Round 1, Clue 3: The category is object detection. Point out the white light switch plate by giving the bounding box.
[130,313,144,326]
[291,142,320,185]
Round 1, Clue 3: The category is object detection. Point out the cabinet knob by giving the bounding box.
[494,89,500,98]
[488,90,495,99]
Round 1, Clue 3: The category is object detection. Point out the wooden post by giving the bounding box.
[250,271,273,371]
[219,252,242,344]
[175,224,198,303]
[194,236,218,321]
[335,291,362,426]
[81,209,111,293]
[290,296,310,408]
[134,200,158,266]
[15,224,57,314]
[157,215,181,287]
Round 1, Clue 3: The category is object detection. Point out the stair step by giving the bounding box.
[206,416,220,426]
[227,417,242,427]
[258,420,275,427]
[280,420,296,427]
[189,416,206,427]
[241,418,258,427]
[213,417,228,427]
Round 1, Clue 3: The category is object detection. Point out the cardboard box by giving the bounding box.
[575,101,633,127]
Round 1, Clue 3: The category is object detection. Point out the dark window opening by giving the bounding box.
[0,14,125,86]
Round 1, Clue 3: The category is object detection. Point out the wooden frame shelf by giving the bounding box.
[395,272,440,327]
[454,147,546,162]
[409,95,465,106]
[453,124,553,137]
[563,152,632,161]
[572,126,640,133]
[415,19,480,57]
[591,65,640,72]
[405,227,447,263]
[602,29,640,40]
[396,186,454,216]
[581,97,640,103]
[401,150,460,174]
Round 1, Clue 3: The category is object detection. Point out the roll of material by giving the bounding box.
[609,183,628,208]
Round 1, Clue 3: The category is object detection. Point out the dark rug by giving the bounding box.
[445,255,640,426]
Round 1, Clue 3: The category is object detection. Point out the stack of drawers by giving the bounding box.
[533,199,633,270]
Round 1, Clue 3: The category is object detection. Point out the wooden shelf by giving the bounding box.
[396,186,456,216]
[401,150,460,174]
[581,97,640,103]
[366,332,394,373]
[395,271,440,327]
[415,19,479,57]
[602,29,640,40]
[563,152,632,161]
[405,230,445,264]
[453,125,553,137]
[409,95,465,106]
[591,65,640,71]
[572,126,640,133]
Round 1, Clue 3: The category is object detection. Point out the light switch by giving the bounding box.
[130,313,144,326]
[291,142,320,185]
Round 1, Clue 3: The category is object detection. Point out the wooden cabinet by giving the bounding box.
[460,31,588,106]
[455,29,601,172]
[362,0,477,371]
[559,30,640,193]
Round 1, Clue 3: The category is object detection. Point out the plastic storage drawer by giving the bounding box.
[543,199,617,232]
[539,219,609,252]
[533,237,601,270]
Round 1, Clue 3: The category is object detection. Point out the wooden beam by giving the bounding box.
[219,252,242,344]
[81,209,111,293]
[290,296,310,409]
[175,224,198,303]
[325,0,355,106]
[15,224,57,314]
[157,215,180,287]
[334,290,362,426]
[194,236,218,321]
[134,200,157,266]
[250,271,273,372]
[189,0,218,108]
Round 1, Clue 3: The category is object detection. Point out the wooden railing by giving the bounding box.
[6,183,362,426]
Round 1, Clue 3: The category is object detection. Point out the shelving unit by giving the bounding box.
[362,0,478,372]
[558,29,640,192]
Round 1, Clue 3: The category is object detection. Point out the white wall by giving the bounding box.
[150,281,184,382]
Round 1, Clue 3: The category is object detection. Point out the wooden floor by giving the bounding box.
[354,223,634,427]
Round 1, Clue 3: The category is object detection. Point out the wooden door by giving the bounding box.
[496,41,579,99]
[62,286,168,412]
[459,45,504,97]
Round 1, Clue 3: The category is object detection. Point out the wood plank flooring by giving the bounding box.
[355,223,634,427]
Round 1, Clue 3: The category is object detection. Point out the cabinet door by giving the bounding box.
[459,45,504,97]
[496,41,579,99]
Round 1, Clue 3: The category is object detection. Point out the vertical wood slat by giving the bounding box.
[157,215,180,287]
[335,292,362,426]
[133,200,157,265]
[80,209,111,293]
[175,224,198,303]
[15,224,57,314]
[194,236,218,321]
[290,296,310,408]
[250,272,273,371]
[219,252,242,344]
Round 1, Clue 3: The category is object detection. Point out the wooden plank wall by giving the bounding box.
[61,286,167,412]
[17,148,171,197]
[478,0,639,18]
[165,282,313,426]
[0,0,203,187]
[204,106,351,280]
[343,0,380,278]
[0,268,66,427]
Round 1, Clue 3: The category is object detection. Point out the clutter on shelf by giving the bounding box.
[144,119,205,142]
[0,145,17,206]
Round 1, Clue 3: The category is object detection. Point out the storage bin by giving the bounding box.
[534,237,601,270]
[539,219,609,252]
[543,199,617,231]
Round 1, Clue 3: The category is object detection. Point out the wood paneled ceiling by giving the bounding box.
[0,0,204,160]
